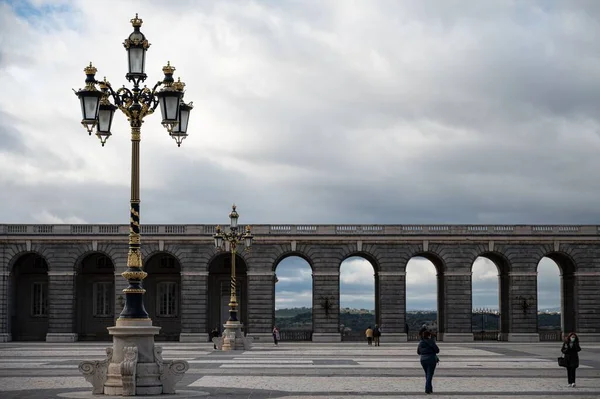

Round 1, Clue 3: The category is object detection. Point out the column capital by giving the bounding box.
[574,272,600,276]
[48,271,76,276]
[246,271,274,276]
[378,271,406,276]
[180,271,208,276]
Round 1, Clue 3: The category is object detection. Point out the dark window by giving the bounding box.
[32,282,48,316]
[96,256,111,269]
[93,282,113,317]
[160,256,176,269]
[157,282,177,316]
[33,256,45,269]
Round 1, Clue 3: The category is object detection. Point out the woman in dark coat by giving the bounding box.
[417,330,440,394]
[561,332,581,387]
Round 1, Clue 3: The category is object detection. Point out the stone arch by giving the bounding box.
[341,251,380,273]
[144,252,182,341]
[75,252,115,341]
[408,250,446,273]
[8,250,51,273]
[73,244,117,273]
[272,251,314,272]
[339,252,379,335]
[405,251,446,339]
[471,251,512,339]
[207,252,248,335]
[537,251,577,334]
[142,248,184,268]
[9,252,49,341]
[273,253,314,335]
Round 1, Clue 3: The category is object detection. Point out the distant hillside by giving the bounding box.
[275,307,312,318]
[274,308,561,331]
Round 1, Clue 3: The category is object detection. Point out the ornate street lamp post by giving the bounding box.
[75,14,190,396]
[213,204,254,350]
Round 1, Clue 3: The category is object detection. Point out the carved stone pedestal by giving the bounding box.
[79,319,189,396]
[217,321,252,351]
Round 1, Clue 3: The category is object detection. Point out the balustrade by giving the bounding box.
[1,224,598,237]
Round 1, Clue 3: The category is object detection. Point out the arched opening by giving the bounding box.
[76,253,115,341]
[537,254,574,338]
[339,256,376,341]
[471,256,503,340]
[406,256,442,340]
[10,253,49,341]
[144,253,182,341]
[208,253,247,336]
[274,255,313,341]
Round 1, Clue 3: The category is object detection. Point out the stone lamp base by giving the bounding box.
[79,319,189,396]
[213,321,252,351]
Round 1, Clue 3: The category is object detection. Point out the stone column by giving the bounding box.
[507,272,539,342]
[46,271,78,342]
[443,272,474,342]
[378,271,406,342]
[246,271,275,342]
[0,271,9,342]
[179,271,207,342]
[312,271,340,342]
[575,272,600,342]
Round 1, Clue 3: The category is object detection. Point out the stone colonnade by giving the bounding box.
[1,225,599,343]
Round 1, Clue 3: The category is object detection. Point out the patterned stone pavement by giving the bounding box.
[0,341,599,398]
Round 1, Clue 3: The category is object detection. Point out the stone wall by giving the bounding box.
[1,228,599,342]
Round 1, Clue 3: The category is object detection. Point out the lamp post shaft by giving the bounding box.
[229,242,238,322]
[119,123,149,319]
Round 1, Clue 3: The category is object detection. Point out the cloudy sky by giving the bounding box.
[1,0,596,310]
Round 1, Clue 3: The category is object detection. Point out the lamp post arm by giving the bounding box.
[149,81,163,112]
[103,82,124,107]
[116,86,134,116]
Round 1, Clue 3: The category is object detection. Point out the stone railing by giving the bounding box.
[279,329,312,342]
[0,224,598,236]
[539,330,563,342]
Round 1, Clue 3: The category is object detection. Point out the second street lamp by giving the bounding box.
[213,204,254,350]
[74,14,191,396]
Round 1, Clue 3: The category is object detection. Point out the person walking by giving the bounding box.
[210,326,219,349]
[365,326,374,346]
[561,332,581,387]
[373,324,381,346]
[417,330,440,394]
[272,326,280,346]
[419,323,428,339]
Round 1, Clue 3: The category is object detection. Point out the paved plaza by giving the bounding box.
[0,341,599,398]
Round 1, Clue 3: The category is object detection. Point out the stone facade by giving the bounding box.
[1,223,599,343]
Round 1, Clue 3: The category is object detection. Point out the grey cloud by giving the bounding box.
[0,111,27,153]
[0,1,598,277]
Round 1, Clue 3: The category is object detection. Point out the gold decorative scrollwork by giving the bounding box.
[127,250,142,268]
[129,233,141,245]
[122,270,147,280]
[123,288,146,294]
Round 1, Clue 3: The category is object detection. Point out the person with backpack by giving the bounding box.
[417,330,440,394]
[373,324,381,346]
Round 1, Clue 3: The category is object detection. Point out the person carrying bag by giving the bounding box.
[560,332,581,387]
